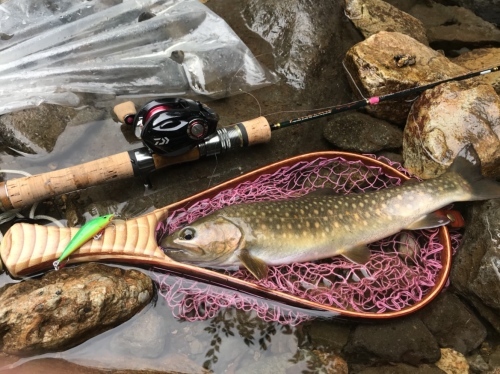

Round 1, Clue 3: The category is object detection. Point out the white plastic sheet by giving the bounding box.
[0,0,277,114]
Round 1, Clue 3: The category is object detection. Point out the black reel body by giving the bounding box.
[132,98,219,156]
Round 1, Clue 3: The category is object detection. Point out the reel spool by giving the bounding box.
[114,98,219,156]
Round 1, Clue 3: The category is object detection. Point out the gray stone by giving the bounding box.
[418,292,487,354]
[344,0,428,45]
[467,353,490,373]
[434,0,500,26]
[323,112,403,153]
[343,31,467,124]
[109,306,168,359]
[402,81,500,179]
[342,316,441,366]
[0,105,107,154]
[0,263,153,356]
[408,2,500,51]
[451,200,500,334]
[239,0,363,90]
[356,363,445,374]
[304,320,352,353]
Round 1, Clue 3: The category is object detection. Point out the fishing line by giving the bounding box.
[267,65,500,131]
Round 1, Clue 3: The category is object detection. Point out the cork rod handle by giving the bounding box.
[0,152,134,211]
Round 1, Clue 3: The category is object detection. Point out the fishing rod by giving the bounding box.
[0,65,498,211]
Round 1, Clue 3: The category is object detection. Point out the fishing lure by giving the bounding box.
[53,214,114,270]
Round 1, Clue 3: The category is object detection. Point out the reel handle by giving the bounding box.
[0,152,135,211]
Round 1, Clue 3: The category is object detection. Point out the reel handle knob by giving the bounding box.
[113,101,137,125]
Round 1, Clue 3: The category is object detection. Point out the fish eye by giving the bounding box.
[179,227,196,241]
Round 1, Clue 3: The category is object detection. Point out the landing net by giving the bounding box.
[155,155,460,324]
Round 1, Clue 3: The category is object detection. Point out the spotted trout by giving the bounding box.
[161,145,500,280]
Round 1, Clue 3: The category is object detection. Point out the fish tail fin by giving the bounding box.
[449,144,500,201]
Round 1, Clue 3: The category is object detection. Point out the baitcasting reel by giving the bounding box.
[116,98,219,156]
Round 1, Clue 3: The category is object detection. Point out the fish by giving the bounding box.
[53,214,114,270]
[161,145,500,280]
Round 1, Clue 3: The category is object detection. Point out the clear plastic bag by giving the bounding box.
[0,0,277,114]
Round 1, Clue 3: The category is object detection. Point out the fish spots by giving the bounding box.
[363,220,368,226]
[313,209,319,215]
[327,209,333,215]
[364,212,371,218]
[276,224,281,230]
[314,222,320,229]
[352,203,357,208]
[338,214,344,220]
[359,202,364,208]
[287,223,292,230]
[354,213,360,220]
[334,222,340,228]
[397,194,403,200]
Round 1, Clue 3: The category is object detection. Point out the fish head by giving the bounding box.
[161,216,243,264]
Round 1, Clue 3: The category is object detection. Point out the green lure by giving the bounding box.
[53,214,114,270]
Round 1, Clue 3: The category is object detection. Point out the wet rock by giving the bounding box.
[436,348,469,374]
[418,293,487,354]
[452,48,500,95]
[240,0,362,90]
[344,0,428,45]
[450,200,500,334]
[0,105,107,154]
[434,0,500,26]
[342,316,441,366]
[402,81,500,179]
[343,31,467,124]
[0,263,153,356]
[304,320,351,353]
[356,363,445,374]
[109,306,167,359]
[408,2,500,51]
[323,112,403,153]
[467,353,490,373]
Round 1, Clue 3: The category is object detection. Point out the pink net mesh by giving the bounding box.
[155,155,461,325]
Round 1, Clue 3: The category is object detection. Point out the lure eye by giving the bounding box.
[179,228,196,241]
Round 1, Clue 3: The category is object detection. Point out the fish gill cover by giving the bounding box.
[154,156,461,324]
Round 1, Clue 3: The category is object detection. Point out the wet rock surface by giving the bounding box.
[323,112,403,153]
[452,48,500,94]
[451,199,500,334]
[408,2,500,51]
[342,316,441,366]
[402,81,500,179]
[418,293,487,354]
[343,31,467,124]
[344,0,428,45]
[0,263,153,356]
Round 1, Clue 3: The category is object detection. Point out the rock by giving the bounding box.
[408,2,500,51]
[418,293,487,354]
[304,320,352,353]
[323,112,403,152]
[0,105,107,154]
[356,363,446,374]
[434,0,500,26]
[452,48,500,95]
[343,31,467,124]
[240,0,362,90]
[402,81,500,179]
[450,200,500,333]
[0,263,153,356]
[342,316,441,366]
[467,353,490,373]
[109,306,168,359]
[435,348,469,374]
[344,0,428,45]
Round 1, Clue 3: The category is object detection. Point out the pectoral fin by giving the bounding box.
[238,249,268,280]
[342,245,371,264]
[405,212,450,230]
